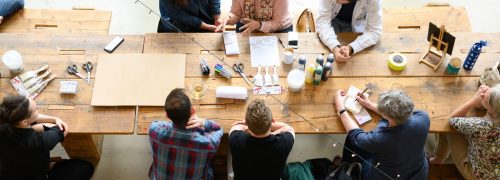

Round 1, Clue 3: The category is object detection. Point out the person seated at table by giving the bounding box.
[219,0,293,36]
[428,85,500,180]
[0,96,95,180]
[157,0,223,32]
[0,0,24,25]
[334,89,429,179]
[316,0,382,62]
[229,99,295,180]
[148,88,223,179]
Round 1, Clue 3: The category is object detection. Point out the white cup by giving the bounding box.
[2,50,23,73]
[283,48,294,64]
[287,69,305,92]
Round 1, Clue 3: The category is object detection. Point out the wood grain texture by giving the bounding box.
[0,9,111,35]
[144,32,500,55]
[0,34,144,55]
[137,77,480,134]
[383,7,471,33]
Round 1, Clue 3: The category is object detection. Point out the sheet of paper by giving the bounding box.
[223,31,240,55]
[354,107,372,125]
[253,86,282,95]
[249,36,280,67]
[344,85,366,114]
[91,54,186,106]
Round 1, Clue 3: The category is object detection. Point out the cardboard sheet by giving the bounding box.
[91,54,186,106]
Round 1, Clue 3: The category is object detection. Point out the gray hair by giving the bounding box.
[488,85,500,125]
[377,90,414,125]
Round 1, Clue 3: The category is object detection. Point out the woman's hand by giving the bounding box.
[240,18,261,37]
[335,90,346,112]
[471,85,489,109]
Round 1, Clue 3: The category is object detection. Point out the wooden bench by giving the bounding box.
[383,6,471,33]
[0,9,111,35]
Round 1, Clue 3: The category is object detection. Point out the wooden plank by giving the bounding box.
[136,77,479,134]
[143,32,500,55]
[0,9,111,35]
[38,105,135,134]
[0,34,144,55]
[183,53,500,78]
[383,7,471,33]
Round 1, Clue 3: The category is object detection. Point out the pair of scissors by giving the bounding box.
[82,62,93,84]
[233,63,252,86]
[67,64,89,83]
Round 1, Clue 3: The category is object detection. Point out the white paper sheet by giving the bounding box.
[223,31,240,55]
[249,36,280,67]
[354,108,372,125]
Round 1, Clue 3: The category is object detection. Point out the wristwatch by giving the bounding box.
[338,109,347,116]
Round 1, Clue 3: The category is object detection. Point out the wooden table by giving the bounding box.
[138,32,500,135]
[0,34,143,165]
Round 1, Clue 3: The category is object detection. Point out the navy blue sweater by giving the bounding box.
[159,0,221,32]
[348,110,430,180]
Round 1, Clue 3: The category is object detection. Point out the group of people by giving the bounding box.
[0,0,498,179]
[158,0,382,62]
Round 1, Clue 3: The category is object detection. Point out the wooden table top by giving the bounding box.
[0,34,143,134]
[137,32,500,134]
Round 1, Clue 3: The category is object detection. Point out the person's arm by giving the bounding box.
[449,117,487,137]
[164,0,213,31]
[208,0,221,16]
[258,0,292,33]
[316,0,340,51]
[203,120,224,148]
[348,0,382,54]
[35,125,64,152]
[229,123,246,135]
[334,90,360,132]
[34,114,68,136]
[226,0,243,25]
[270,122,295,139]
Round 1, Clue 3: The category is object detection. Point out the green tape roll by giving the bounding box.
[388,53,407,71]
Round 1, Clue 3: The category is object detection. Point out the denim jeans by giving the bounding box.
[0,0,24,17]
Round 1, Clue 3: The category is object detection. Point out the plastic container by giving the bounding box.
[287,69,305,92]
[313,65,323,85]
[2,50,23,73]
[322,62,332,81]
[305,64,315,84]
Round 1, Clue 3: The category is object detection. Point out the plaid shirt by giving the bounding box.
[149,120,223,180]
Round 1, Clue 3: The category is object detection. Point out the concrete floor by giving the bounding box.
[21,0,500,179]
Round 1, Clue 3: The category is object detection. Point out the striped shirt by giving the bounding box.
[149,120,223,180]
[228,0,292,33]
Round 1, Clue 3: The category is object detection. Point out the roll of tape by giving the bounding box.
[446,57,462,74]
[388,53,408,71]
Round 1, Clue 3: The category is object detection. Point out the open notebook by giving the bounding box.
[344,85,372,125]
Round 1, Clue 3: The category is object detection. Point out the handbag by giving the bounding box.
[325,162,362,180]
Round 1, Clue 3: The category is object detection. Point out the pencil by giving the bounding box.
[354,87,368,102]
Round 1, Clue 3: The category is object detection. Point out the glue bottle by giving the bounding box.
[326,53,335,64]
[298,55,306,71]
[322,62,332,81]
[316,55,324,67]
[313,65,323,85]
[305,64,315,84]
[463,40,487,71]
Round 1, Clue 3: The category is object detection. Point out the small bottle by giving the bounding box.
[305,64,315,84]
[313,65,323,85]
[298,55,306,71]
[315,55,324,67]
[322,62,331,81]
[326,53,335,63]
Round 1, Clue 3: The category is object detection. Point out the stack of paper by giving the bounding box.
[249,36,280,67]
[223,31,240,55]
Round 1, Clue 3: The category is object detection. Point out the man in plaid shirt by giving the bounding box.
[149,88,223,180]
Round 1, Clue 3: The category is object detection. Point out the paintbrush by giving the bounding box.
[28,74,56,94]
[23,70,51,89]
[355,87,368,102]
[19,64,49,82]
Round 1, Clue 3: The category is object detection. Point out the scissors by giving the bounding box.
[82,62,93,84]
[233,63,252,86]
[67,64,89,83]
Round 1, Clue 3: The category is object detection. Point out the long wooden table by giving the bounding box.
[0,34,143,164]
[138,32,500,135]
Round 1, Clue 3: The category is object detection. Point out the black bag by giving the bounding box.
[325,162,362,180]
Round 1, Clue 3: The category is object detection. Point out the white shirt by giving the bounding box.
[316,0,383,54]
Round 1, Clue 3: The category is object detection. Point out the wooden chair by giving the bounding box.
[296,8,315,33]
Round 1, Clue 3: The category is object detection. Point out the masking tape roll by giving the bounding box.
[388,53,408,71]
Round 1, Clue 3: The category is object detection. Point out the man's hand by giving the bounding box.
[186,114,206,129]
[240,18,261,37]
[214,16,227,32]
[333,46,349,62]
[334,90,346,112]
[340,46,353,57]
[0,16,3,25]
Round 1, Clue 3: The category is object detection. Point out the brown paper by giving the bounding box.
[91,54,186,106]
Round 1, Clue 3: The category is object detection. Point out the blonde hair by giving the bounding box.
[488,85,500,125]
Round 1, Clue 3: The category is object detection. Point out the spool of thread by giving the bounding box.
[388,53,407,71]
[446,57,462,75]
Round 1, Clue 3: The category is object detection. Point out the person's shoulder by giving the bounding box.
[412,110,430,121]
[149,121,173,134]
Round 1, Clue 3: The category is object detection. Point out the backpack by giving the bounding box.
[325,162,363,180]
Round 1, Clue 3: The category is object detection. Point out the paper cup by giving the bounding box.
[2,50,23,73]
[283,48,295,64]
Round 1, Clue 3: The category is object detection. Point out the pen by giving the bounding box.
[355,87,368,102]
